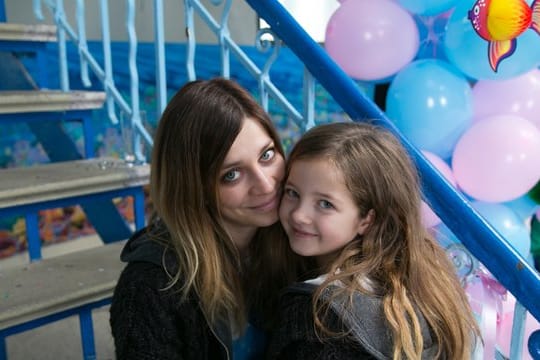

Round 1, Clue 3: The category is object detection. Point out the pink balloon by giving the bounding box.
[452,115,540,203]
[473,68,540,130]
[325,0,419,81]
[421,151,457,228]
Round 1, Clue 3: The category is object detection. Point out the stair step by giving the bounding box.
[0,158,150,209]
[0,23,57,42]
[0,90,106,114]
[0,240,126,330]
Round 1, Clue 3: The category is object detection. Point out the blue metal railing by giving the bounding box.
[184,0,311,131]
[33,0,153,162]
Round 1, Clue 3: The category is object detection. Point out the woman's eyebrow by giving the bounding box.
[221,140,274,169]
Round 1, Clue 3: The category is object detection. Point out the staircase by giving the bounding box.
[0,8,149,360]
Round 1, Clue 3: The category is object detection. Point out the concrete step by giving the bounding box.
[0,23,56,42]
[0,157,150,210]
[0,90,106,114]
[0,240,126,330]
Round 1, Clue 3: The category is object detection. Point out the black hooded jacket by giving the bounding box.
[266,281,440,360]
[110,225,233,360]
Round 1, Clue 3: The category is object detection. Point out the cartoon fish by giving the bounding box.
[467,0,540,72]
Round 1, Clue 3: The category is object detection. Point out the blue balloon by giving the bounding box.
[414,13,449,60]
[443,0,540,80]
[471,201,531,258]
[386,59,472,159]
[503,195,538,220]
[432,223,460,248]
[399,0,458,16]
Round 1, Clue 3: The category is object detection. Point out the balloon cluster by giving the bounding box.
[324,0,540,259]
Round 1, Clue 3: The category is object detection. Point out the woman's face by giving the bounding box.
[218,117,285,249]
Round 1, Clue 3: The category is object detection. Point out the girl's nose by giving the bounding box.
[290,204,311,225]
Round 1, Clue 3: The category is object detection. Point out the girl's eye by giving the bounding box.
[319,200,334,209]
[284,188,299,199]
[223,169,240,183]
[261,148,275,162]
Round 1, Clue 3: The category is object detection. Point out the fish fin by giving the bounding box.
[531,0,540,35]
[488,39,516,72]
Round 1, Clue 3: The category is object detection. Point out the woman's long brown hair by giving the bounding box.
[150,78,303,332]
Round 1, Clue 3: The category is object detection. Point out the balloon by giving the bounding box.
[471,201,531,257]
[399,0,458,16]
[325,0,419,81]
[503,195,539,221]
[421,151,457,228]
[432,223,460,248]
[386,59,473,159]
[452,115,540,203]
[443,0,540,80]
[472,68,540,130]
[414,13,450,60]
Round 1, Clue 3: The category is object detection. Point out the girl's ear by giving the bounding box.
[357,209,375,236]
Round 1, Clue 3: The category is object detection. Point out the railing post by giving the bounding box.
[99,0,118,124]
[154,0,167,117]
[55,0,70,91]
[184,0,196,81]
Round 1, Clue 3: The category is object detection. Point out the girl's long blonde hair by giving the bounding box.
[150,78,302,332]
[286,122,480,359]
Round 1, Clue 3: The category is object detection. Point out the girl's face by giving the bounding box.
[279,158,372,268]
[218,117,285,250]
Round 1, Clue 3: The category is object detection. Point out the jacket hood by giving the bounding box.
[286,282,439,360]
[322,286,439,360]
[120,224,170,267]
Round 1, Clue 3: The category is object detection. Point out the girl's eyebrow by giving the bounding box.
[221,140,274,169]
[313,191,339,202]
[285,179,340,203]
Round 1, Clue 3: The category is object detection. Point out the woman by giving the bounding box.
[110,78,305,359]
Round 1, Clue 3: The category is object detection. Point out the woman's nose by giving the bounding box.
[251,167,275,194]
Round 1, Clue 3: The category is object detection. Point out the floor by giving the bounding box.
[3,235,116,360]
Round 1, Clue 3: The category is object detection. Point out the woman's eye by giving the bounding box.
[223,169,240,182]
[261,148,275,162]
[319,200,334,209]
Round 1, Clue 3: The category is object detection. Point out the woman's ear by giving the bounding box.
[357,209,375,236]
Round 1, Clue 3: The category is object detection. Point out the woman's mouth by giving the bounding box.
[251,195,278,212]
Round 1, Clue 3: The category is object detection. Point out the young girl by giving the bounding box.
[268,122,480,359]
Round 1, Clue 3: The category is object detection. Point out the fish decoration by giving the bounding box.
[467,0,540,72]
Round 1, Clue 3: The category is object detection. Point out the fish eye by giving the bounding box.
[473,5,480,15]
